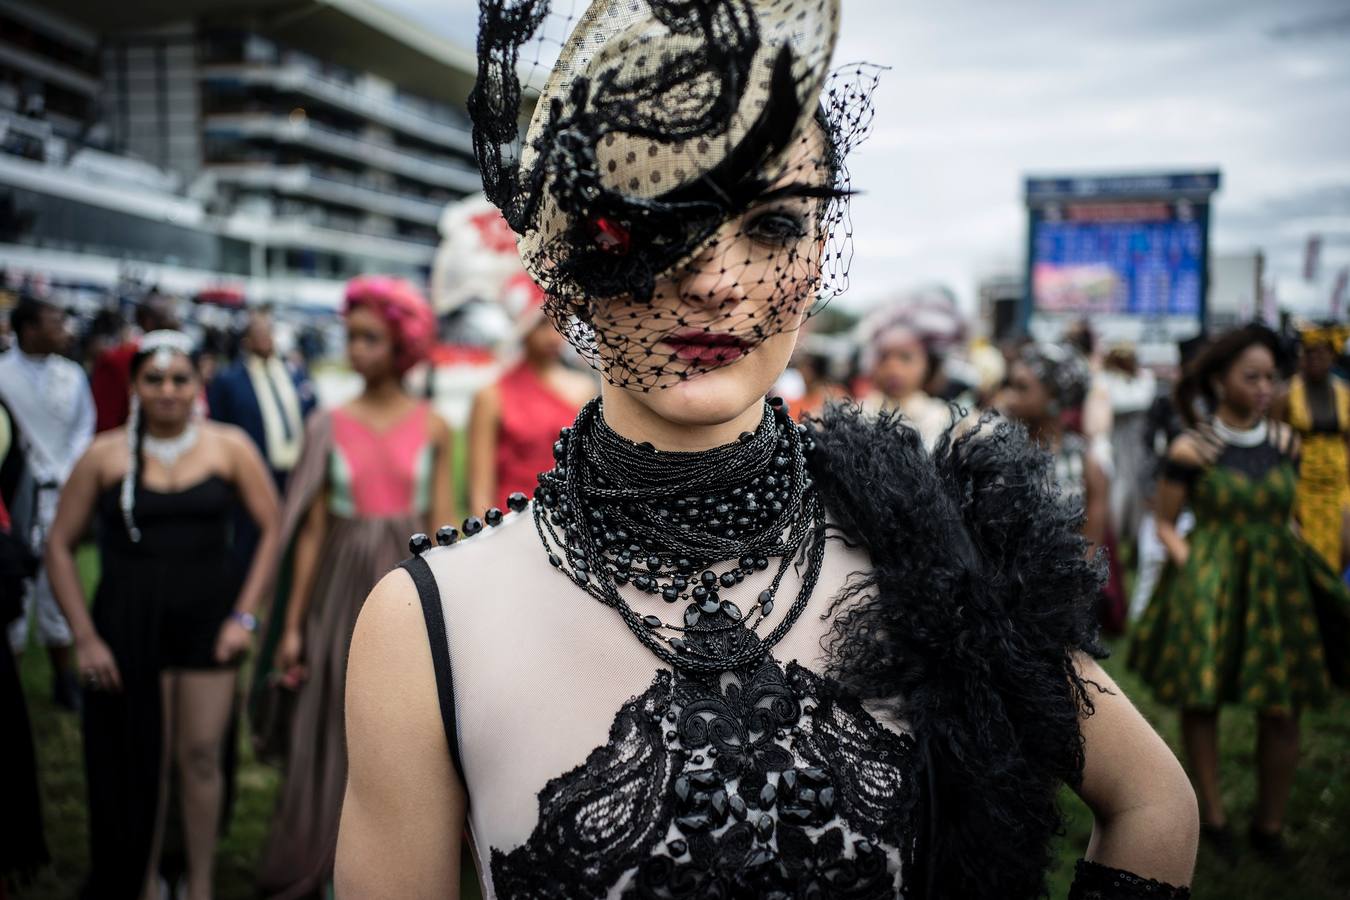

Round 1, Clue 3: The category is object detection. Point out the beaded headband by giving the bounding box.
[138,329,195,370]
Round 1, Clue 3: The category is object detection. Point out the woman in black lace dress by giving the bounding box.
[336,2,1198,898]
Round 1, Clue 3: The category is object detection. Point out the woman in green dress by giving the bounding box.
[1130,324,1350,862]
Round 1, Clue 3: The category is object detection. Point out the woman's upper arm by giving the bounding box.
[1073,654,1197,882]
[49,441,106,547]
[336,568,465,899]
[223,426,280,527]
[1154,434,1203,525]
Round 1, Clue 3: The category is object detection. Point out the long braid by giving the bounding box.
[120,395,145,542]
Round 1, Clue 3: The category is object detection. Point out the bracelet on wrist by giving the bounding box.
[229,611,259,633]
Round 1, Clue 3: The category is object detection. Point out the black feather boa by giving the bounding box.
[807,403,1107,900]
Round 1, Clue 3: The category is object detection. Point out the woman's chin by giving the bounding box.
[643,364,769,428]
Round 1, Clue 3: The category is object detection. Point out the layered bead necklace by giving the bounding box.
[533,397,825,674]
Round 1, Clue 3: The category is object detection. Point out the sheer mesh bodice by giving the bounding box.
[413,507,918,899]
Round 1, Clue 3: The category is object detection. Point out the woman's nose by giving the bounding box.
[675,236,749,314]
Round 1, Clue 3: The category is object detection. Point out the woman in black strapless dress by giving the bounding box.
[46,331,281,900]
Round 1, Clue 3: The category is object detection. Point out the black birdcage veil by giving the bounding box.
[471,0,879,391]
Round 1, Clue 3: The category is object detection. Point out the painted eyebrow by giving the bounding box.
[752,182,853,204]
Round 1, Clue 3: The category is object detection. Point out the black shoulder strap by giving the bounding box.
[398,555,467,791]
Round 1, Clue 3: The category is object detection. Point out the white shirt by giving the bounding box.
[0,350,95,485]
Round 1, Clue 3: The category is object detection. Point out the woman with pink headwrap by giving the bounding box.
[255,276,454,899]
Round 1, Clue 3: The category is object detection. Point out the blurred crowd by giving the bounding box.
[2,233,1349,897]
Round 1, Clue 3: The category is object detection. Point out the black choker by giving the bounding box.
[533,398,825,674]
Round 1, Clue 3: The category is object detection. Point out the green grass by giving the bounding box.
[10,548,1349,898]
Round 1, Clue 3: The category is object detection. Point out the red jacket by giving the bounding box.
[91,341,137,433]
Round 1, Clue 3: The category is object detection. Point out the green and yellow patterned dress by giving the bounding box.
[1129,422,1350,712]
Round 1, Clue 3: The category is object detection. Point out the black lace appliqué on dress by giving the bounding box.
[489,610,918,899]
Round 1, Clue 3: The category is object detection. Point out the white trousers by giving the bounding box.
[1129,510,1195,623]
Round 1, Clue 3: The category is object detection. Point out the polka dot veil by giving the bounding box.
[470,0,881,391]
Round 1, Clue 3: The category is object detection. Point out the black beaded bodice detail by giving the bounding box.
[488,647,918,899]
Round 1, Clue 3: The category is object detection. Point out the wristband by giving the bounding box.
[230,611,259,633]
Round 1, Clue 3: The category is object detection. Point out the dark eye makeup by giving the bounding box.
[745,209,809,245]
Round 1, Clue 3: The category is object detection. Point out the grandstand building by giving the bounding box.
[0,0,481,306]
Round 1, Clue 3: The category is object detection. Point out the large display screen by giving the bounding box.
[1029,200,1205,318]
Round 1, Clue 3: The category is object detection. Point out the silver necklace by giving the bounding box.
[1211,416,1267,448]
[143,423,200,468]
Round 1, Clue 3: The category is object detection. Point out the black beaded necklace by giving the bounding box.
[533,397,825,674]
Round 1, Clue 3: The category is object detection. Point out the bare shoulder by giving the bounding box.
[472,380,500,411]
[201,419,252,449]
[88,427,128,459]
[82,429,129,482]
[1166,431,1210,467]
[351,567,434,684]
[427,408,452,443]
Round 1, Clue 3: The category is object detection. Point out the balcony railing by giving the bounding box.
[219,212,438,265]
[202,113,480,192]
[199,63,472,153]
[207,163,447,226]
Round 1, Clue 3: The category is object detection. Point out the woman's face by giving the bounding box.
[592,132,830,427]
[870,332,929,400]
[1002,360,1052,423]
[1302,343,1333,382]
[1217,343,1276,418]
[345,304,396,381]
[134,353,198,427]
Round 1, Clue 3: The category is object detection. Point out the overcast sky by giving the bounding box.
[385,0,1350,316]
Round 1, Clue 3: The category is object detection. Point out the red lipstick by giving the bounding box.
[664,330,751,365]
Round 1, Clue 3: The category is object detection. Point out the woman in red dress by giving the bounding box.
[467,278,594,514]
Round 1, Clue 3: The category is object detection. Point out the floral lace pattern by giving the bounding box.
[489,658,918,898]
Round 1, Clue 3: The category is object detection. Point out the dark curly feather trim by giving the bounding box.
[806,403,1107,900]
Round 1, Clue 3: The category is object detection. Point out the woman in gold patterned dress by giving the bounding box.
[1276,323,1350,573]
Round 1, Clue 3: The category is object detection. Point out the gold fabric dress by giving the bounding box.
[1287,375,1350,570]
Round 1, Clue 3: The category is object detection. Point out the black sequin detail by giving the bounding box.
[1068,860,1191,900]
